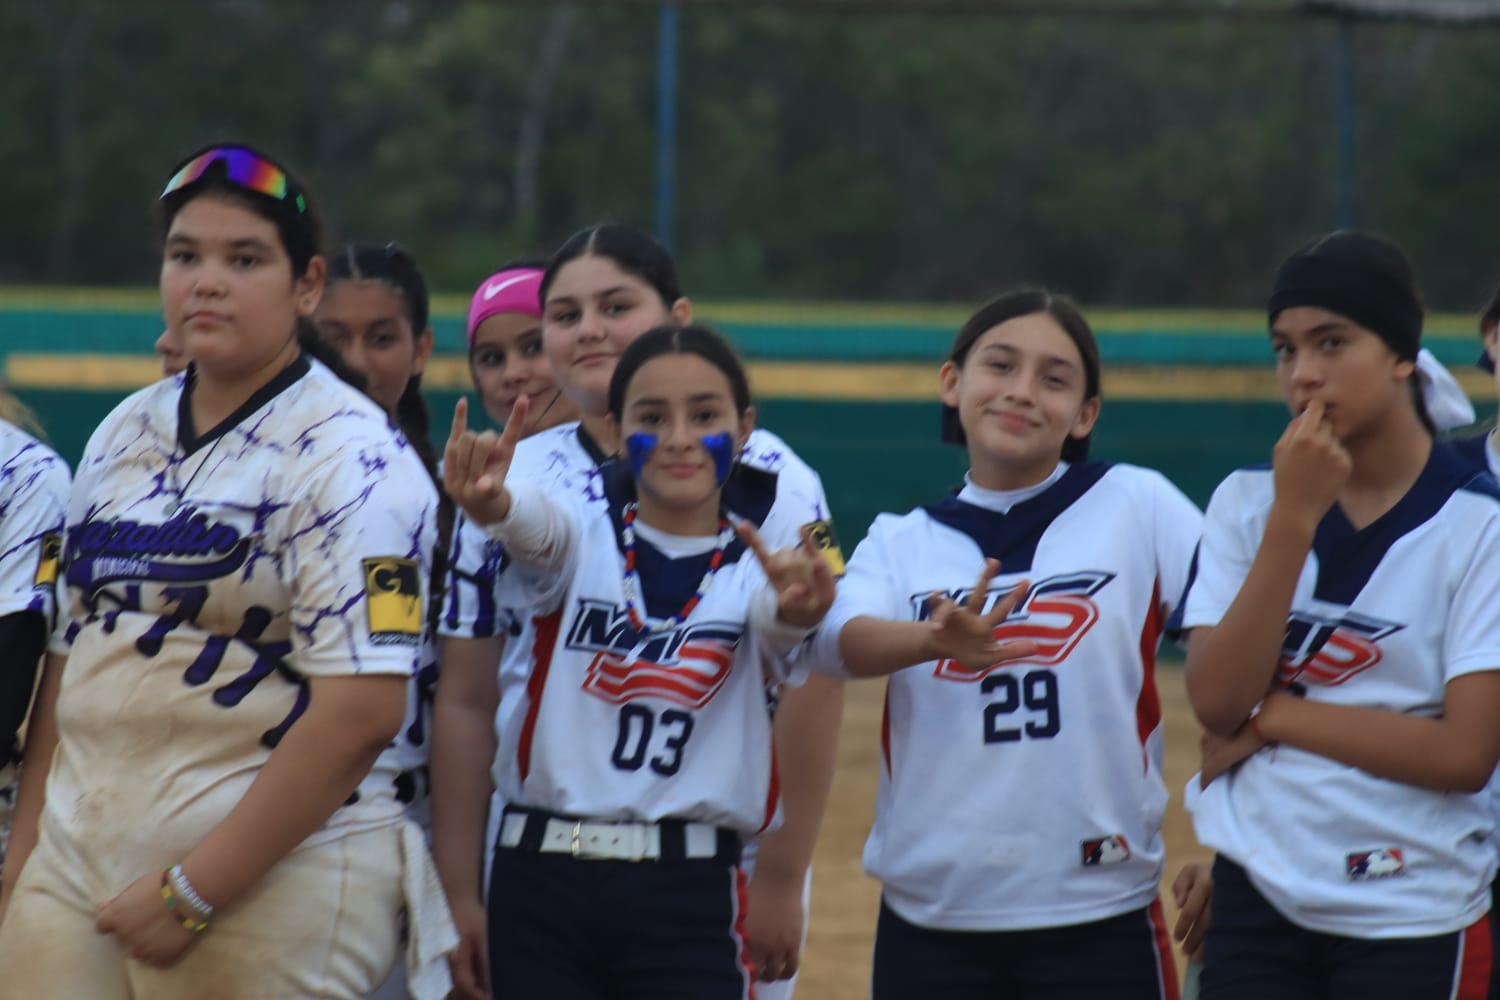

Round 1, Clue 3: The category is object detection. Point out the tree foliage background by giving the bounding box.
[3,0,1499,310]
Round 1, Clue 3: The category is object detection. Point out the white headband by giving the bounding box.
[1416,348,1475,431]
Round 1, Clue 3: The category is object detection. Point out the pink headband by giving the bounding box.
[467,268,545,345]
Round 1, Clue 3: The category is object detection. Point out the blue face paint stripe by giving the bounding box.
[701,432,734,485]
[625,432,659,479]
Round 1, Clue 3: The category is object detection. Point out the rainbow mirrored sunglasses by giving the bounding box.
[159,147,307,214]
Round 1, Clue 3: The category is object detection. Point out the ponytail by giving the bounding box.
[296,320,368,395]
[0,387,44,439]
[393,372,453,637]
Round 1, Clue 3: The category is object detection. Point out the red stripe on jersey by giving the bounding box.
[731,865,757,999]
[1146,897,1181,1000]
[516,606,564,783]
[880,684,892,776]
[1456,912,1492,1000]
[1134,580,1165,771]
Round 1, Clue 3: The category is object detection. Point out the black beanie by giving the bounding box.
[1267,231,1423,361]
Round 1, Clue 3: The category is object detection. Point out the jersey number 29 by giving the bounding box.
[981,669,1060,744]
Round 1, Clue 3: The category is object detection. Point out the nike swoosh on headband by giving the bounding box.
[483,274,535,301]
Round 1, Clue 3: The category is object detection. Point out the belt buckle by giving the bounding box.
[570,821,583,857]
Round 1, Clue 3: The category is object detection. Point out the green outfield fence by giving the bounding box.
[4,297,1492,541]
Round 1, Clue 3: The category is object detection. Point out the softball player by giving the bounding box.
[809,289,1196,1000]
[431,262,584,998]
[1184,231,1500,999]
[1451,284,1500,1000]
[315,242,460,1000]
[464,262,580,434]
[0,404,70,873]
[432,226,840,998]
[0,145,454,998]
[444,323,835,999]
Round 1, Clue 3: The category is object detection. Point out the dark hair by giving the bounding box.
[159,143,322,278]
[1269,231,1435,434]
[159,144,329,368]
[324,242,453,636]
[1480,282,1500,339]
[608,325,752,420]
[497,255,550,272]
[940,289,1102,463]
[540,224,682,308]
[327,242,431,333]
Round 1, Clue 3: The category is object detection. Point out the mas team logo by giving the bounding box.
[1081,834,1131,867]
[32,531,61,587]
[916,571,1116,681]
[1346,847,1406,880]
[1279,610,1404,688]
[566,599,742,708]
[363,557,422,645]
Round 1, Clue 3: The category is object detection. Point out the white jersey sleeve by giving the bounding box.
[285,450,438,679]
[1180,469,1264,630]
[480,479,580,615]
[742,429,835,551]
[1144,468,1203,622]
[0,422,70,623]
[807,514,906,678]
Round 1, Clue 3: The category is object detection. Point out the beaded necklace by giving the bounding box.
[619,502,734,635]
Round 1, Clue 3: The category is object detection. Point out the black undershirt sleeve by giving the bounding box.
[0,610,48,770]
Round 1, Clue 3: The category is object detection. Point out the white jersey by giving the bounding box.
[483,466,810,834]
[1183,443,1500,938]
[811,462,1200,931]
[0,418,70,838]
[0,418,70,627]
[43,357,437,897]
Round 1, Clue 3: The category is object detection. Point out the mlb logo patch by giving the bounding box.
[1081,834,1131,867]
[363,557,422,645]
[1346,847,1406,880]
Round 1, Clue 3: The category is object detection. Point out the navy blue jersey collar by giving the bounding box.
[597,459,768,619]
[922,463,1112,573]
[1311,441,1495,604]
[178,354,311,457]
[575,424,611,466]
[1450,432,1489,473]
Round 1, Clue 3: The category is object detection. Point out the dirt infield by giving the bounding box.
[795,660,1209,998]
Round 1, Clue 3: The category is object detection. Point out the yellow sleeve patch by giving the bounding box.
[803,519,846,577]
[33,531,61,587]
[363,557,422,643]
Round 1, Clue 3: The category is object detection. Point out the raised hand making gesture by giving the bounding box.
[736,521,838,629]
[443,395,529,527]
[924,558,1035,671]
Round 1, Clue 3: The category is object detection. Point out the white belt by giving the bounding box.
[498,812,723,862]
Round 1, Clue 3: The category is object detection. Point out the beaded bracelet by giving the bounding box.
[167,865,214,921]
[159,870,211,933]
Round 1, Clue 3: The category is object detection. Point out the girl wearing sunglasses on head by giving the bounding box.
[0,144,455,999]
